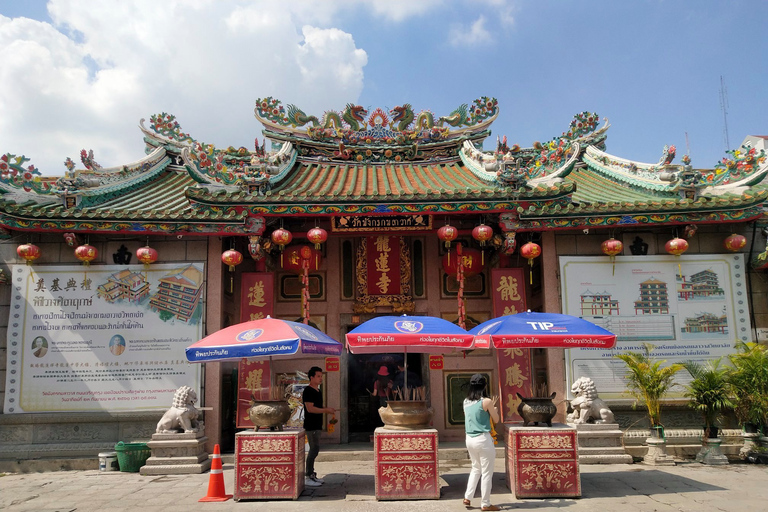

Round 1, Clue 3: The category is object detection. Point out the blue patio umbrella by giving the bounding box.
[469,311,617,349]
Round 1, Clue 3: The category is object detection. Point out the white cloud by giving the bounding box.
[0,1,370,174]
[449,15,492,47]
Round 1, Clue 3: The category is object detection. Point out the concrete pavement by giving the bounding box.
[3,457,768,512]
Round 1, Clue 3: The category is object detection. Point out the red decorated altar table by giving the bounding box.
[374,427,440,500]
[234,429,305,501]
[504,423,581,498]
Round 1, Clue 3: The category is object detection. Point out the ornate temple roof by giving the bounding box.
[0,97,766,237]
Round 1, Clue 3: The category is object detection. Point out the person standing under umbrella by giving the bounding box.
[303,366,336,487]
[371,365,393,408]
[463,374,500,511]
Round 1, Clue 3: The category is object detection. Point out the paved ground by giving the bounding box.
[3,457,768,512]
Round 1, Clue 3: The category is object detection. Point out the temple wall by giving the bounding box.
[0,234,212,469]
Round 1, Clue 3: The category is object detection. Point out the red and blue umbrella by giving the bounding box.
[469,311,617,349]
[186,316,342,363]
[345,315,474,354]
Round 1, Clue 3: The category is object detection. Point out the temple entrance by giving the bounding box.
[347,353,423,441]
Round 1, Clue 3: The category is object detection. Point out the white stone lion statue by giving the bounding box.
[155,385,202,433]
[566,376,615,424]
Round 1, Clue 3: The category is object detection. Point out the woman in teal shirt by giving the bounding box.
[463,374,500,511]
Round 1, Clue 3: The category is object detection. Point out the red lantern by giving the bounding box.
[307,227,328,250]
[271,227,292,265]
[136,245,158,269]
[601,238,623,275]
[282,245,322,273]
[75,244,97,266]
[221,248,243,272]
[441,246,483,277]
[665,237,689,256]
[520,241,541,284]
[437,224,458,249]
[665,237,688,278]
[271,227,293,249]
[724,234,746,252]
[472,224,494,246]
[17,243,41,265]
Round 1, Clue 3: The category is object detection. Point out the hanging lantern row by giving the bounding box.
[520,241,541,284]
[17,243,41,265]
[271,227,292,266]
[601,237,623,275]
[724,233,746,252]
[74,244,98,266]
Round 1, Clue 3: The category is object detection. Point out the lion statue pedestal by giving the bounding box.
[566,377,633,465]
[140,386,212,475]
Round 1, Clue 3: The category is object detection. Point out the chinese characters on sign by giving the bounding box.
[4,264,204,414]
[366,236,401,296]
[240,273,274,322]
[491,268,532,421]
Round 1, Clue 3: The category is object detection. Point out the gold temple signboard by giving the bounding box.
[332,215,432,232]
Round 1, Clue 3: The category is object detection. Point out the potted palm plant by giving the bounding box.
[616,343,683,465]
[682,358,732,440]
[727,342,768,460]
[682,358,732,465]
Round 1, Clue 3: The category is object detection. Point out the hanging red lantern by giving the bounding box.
[665,237,689,256]
[221,248,243,272]
[472,224,494,246]
[271,227,293,249]
[136,245,158,269]
[17,243,41,265]
[307,227,328,250]
[520,241,541,284]
[75,244,97,266]
[441,246,483,277]
[665,237,688,278]
[437,224,458,249]
[472,224,494,264]
[271,227,292,266]
[282,245,322,273]
[601,237,623,275]
[723,234,746,252]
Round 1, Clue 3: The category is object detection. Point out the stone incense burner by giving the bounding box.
[517,392,557,427]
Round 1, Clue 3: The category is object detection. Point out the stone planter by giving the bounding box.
[517,393,557,427]
[248,400,292,431]
[378,400,433,430]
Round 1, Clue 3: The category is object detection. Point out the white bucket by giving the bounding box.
[99,451,119,472]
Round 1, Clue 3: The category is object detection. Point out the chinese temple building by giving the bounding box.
[1,96,767,464]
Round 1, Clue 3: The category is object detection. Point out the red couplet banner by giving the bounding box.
[366,236,401,296]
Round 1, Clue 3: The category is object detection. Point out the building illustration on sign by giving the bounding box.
[677,269,725,300]
[148,264,204,322]
[97,269,150,303]
[579,290,620,316]
[634,277,670,315]
[681,309,728,335]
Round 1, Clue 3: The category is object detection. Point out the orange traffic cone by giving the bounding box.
[199,444,232,502]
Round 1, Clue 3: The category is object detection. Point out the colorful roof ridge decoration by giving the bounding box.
[0,97,766,235]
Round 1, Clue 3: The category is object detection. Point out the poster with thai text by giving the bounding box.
[559,254,750,399]
[4,263,204,413]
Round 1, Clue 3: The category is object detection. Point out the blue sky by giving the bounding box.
[1,0,766,174]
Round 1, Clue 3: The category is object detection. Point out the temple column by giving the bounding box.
[204,237,224,452]
[541,231,566,421]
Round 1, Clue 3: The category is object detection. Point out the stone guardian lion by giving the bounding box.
[566,376,615,424]
[155,385,202,433]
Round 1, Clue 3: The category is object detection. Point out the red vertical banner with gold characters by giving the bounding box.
[237,273,274,428]
[366,236,401,296]
[236,359,271,428]
[491,268,532,422]
[240,272,274,322]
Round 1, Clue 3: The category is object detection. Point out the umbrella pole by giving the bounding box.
[403,348,407,396]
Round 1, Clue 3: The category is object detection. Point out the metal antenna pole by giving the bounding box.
[719,75,730,152]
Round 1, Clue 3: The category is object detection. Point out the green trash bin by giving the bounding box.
[114,441,151,472]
